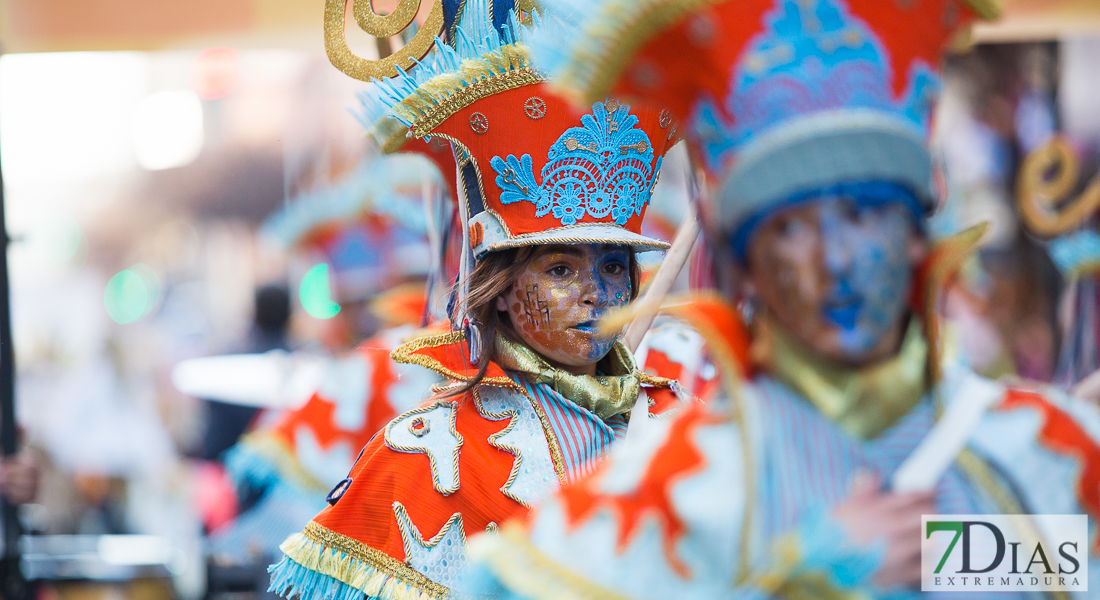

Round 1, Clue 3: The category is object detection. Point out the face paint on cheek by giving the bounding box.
[504,246,635,368]
[506,270,586,362]
[522,284,551,327]
[822,206,914,356]
[753,232,827,341]
[583,256,632,360]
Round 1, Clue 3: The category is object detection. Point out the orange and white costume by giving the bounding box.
[267,0,688,597]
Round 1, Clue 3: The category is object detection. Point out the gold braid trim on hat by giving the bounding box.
[281,522,450,600]
[324,0,446,82]
[393,45,545,138]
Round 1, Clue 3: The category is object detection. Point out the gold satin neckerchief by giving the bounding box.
[494,334,642,421]
[754,317,929,440]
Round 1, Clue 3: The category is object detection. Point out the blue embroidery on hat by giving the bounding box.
[690,0,939,172]
[490,100,660,227]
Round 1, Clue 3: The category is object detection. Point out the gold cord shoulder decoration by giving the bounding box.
[1016,135,1100,238]
[390,329,519,388]
[325,0,445,82]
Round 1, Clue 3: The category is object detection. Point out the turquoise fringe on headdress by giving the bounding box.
[354,0,536,141]
[526,0,677,101]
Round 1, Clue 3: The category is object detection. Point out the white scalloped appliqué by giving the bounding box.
[393,501,468,588]
[385,402,463,495]
[474,386,558,506]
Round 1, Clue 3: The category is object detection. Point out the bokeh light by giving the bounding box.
[131,91,205,171]
[190,47,240,101]
[299,263,340,319]
[104,264,162,324]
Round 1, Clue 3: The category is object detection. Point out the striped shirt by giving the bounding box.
[754,376,1026,600]
[510,372,629,482]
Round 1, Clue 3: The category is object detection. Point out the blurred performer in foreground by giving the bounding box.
[268,1,685,598]
[466,0,1100,598]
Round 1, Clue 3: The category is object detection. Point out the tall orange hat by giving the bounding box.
[366,0,679,261]
[531,0,998,238]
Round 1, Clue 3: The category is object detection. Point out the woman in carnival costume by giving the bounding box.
[467,0,1100,598]
[209,153,445,568]
[269,1,685,599]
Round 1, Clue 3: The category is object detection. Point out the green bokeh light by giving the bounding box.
[299,263,340,320]
[104,264,162,325]
[104,269,149,324]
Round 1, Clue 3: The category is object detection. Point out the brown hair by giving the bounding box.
[444,244,641,397]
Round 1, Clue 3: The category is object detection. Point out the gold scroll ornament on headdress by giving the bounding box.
[1016,135,1100,238]
[324,0,445,81]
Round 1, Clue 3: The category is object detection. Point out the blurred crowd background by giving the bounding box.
[1,0,1100,599]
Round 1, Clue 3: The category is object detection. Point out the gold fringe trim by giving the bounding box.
[392,44,544,138]
[468,522,633,600]
[552,0,724,104]
[370,117,412,155]
[281,522,449,600]
[239,432,328,492]
[390,330,520,389]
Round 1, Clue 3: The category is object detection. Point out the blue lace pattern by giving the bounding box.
[689,0,939,172]
[490,100,660,227]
